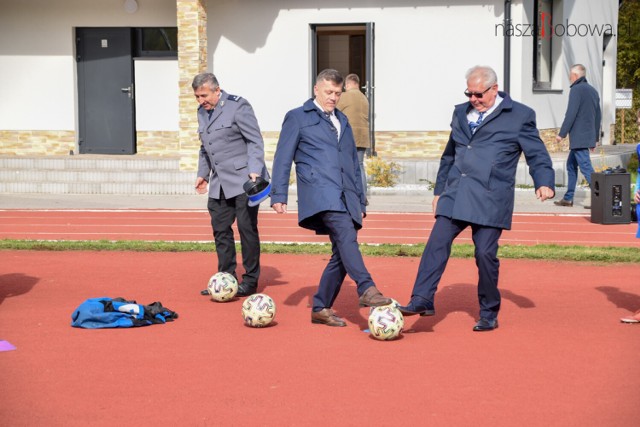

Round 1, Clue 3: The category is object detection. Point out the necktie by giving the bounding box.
[469,112,484,134]
[324,111,338,139]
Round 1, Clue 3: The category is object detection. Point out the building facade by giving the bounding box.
[0,0,619,170]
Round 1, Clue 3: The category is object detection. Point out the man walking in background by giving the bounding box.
[554,64,601,208]
[337,74,371,204]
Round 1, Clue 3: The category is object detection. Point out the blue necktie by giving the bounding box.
[469,112,484,134]
[324,111,338,139]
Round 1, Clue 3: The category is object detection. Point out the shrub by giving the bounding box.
[365,156,402,187]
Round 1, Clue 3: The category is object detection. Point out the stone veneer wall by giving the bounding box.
[136,131,180,156]
[177,0,207,170]
[366,128,563,159]
[373,131,450,159]
[264,128,563,161]
[538,128,568,153]
[1,128,564,159]
[0,131,76,155]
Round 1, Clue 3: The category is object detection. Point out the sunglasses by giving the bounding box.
[464,86,493,99]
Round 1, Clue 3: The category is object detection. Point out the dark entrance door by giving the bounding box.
[76,28,135,154]
[311,23,375,153]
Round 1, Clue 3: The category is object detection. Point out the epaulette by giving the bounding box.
[226,95,242,102]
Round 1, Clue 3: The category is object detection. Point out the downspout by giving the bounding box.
[504,0,512,93]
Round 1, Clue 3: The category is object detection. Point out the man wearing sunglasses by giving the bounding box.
[398,65,555,332]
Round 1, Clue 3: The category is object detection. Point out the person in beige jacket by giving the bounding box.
[337,74,370,202]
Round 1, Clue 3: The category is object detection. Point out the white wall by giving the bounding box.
[134,59,179,131]
[0,0,619,142]
[513,0,618,143]
[207,0,617,140]
[0,0,176,131]
[207,1,506,132]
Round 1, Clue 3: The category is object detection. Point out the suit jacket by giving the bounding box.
[197,90,269,199]
[434,92,555,230]
[337,88,370,149]
[558,76,601,149]
[270,98,366,234]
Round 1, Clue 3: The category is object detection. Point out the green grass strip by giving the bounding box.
[1,239,638,264]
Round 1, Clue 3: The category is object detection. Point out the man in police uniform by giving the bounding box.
[193,73,269,297]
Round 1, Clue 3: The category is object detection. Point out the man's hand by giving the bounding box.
[555,135,563,143]
[536,186,555,201]
[248,173,259,182]
[272,202,287,214]
[195,177,208,194]
[431,195,440,215]
[635,189,640,204]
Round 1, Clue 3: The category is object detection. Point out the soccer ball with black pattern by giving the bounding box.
[241,293,276,327]
[368,305,404,340]
[207,272,238,302]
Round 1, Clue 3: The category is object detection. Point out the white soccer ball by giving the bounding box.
[207,272,238,302]
[368,305,404,341]
[368,298,401,316]
[241,293,276,327]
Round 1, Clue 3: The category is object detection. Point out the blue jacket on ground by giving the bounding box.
[71,297,178,329]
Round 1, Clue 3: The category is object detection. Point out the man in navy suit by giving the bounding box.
[193,73,270,297]
[270,69,391,327]
[554,64,601,207]
[399,66,555,331]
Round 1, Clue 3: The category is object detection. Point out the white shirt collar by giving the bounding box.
[468,94,504,120]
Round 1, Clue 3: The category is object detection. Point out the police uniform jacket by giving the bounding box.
[434,92,555,230]
[270,98,366,234]
[197,90,269,199]
[558,76,601,149]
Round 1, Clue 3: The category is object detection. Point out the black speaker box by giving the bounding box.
[590,172,631,224]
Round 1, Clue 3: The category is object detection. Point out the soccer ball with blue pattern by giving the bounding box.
[207,272,238,302]
[241,293,276,327]
[368,305,404,340]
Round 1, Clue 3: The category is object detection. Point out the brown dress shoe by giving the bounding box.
[311,308,347,327]
[553,199,573,207]
[358,286,392,307]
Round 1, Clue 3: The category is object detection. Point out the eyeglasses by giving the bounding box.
[464,86,493,99]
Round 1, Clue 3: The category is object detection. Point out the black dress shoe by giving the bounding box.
[236,283,257,297]
[398,298,435,317]
[473,317,499,331]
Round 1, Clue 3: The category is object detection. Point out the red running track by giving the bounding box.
[1,251,639,425]
[0,209,638,247]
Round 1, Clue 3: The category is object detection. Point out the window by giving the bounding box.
[532,0,563,90]
[134,27,178,58]
[533,0,554,89]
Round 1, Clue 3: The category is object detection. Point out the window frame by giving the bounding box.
[133,27,178,59]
